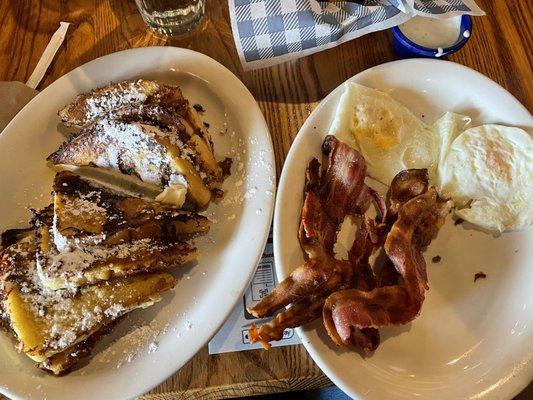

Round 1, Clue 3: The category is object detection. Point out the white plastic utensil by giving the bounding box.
[25,22,70,90]
[0,22,69,132]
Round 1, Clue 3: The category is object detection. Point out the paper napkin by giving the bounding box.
[228,0,484,70]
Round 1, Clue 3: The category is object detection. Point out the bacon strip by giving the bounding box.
[246,258,341,320]
[248,136,381,351]
[323,188,452,345]
[319,136,369,222]
[376,168,430,286]
[248,295,325,349]
[348,217,379,291]
[388,169,429,222]
[248,253,378,351]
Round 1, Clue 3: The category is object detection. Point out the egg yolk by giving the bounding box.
[352,108,399,150]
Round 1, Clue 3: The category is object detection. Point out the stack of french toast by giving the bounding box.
[0,80,228,375]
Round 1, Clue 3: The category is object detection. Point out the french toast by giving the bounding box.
[1,228,32,249]
[48,118,219,208]
[0,235,176,366]
[59,79,213,149]
[53,79,225,208]
[119,104,222,182]
[58,80,164,128]
[0,78,227,376]
[38,319,121,375]
[58,80,184,127]
[52,171,210,250]
[33,207,197,290]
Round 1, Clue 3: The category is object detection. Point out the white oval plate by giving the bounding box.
[275,59,532,400]
[0,47,275,400]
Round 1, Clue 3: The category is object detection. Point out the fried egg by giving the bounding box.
[330,82,440,185]
[437,113,533,232]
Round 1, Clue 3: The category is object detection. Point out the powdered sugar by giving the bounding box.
[147,342,158,353]
[3,243,166,354]
[93,318,170,368]
[52,198,107,252]
[72,118,217,198]
[104,304,127,318]
[84,81,153,120]
[89,119,170,186]
[52,218,71,252]
[37,236,167,289]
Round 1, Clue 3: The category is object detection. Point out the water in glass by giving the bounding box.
[134,0,205,36]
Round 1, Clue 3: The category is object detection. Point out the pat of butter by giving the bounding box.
[155,183,187,207]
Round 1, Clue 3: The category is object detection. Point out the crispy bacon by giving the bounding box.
[298,159,337,258]
[248,136,381,351]
[388,169,429,222]
[376,257,399,287]
[348,217,379,291]
[248,295,326,348]
[376,168,431,286]
[319,136,370,222]
[246,258,344,320]
[247,255,377,350]
[247,138,449,354]
[323,187,452,345]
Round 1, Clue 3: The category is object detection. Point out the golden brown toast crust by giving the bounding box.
[0,235,176,363]
[38,318,123,375]
[52,79,228,208]
[32,207,197,290]
[53,171,210,246]
[47,119,215,207]
[57,79,215,156]
[58,80,187,128]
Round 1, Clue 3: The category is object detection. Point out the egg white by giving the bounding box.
[330,82,440,186]
[438,117,533,232]
[329,83,533,233]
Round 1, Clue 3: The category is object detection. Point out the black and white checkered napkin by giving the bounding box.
[228,0,484,70]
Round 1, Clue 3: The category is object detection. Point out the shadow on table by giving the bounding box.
[239,386,350,400]
[236,381,533,400]
[240,383,533,400]
[243,29,397,105]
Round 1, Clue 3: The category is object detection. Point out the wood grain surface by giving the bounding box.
[0,0,531,399]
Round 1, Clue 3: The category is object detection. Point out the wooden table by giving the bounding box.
[0,1,531,399]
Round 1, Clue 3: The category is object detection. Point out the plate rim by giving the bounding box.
[273,58,533,400]
[0,46,276,400]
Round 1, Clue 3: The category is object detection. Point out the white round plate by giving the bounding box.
[0,47,275,400]
[275,59,532,400]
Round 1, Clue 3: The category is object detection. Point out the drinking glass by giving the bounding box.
[134,0,205,36]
